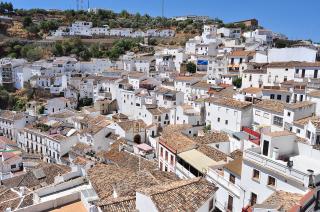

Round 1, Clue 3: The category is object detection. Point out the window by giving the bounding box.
[160,147,163,157]
[270,94,275,99]
[250,193,257,206]
[252,169,260,181]
[277,95,281,100]
[307,130,311,139]
[284,76,288,81]
[227,195,233,211]
[229,174,236,184]
[11,164,16,169]
[225,120,228,125]
[165,151,168,161]
[170,155,174,165]
[296,129,301,134]
[295,69,299,74]
[209,198,214,211]
[273,116,283,127]
[267,176,276,187]
[286,95,290,103]
[287,112,291,117]
[217,118,220,122]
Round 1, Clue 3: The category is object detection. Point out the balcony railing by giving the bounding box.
[206,169,241,197]
[175,163,197,179]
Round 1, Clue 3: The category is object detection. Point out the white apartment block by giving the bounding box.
[205,97,252,132]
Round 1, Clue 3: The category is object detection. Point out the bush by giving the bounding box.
[232,77,242,88]
[186,62,196,73]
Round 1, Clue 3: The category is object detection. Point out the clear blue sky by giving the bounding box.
[6,0,320,42]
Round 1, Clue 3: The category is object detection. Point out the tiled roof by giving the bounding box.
[267,61,320,68]
[208,86,236,98]
[138,177,217,212]
[88,164,178,203]
[0,110,25,121]
[160,125,197,154]
[0,186,22,211]
[191,81,211,90]
[229,50,255,57]
[242,87,262,94]
[294,116,320,129]
[117,120,146,132]
[308,90,320,98]
[243,69,267,74]
[2,163,70,190]
[206,97,252,110]
[257,191,303,211]
[285,101,315,110]
[254,99,286,114]
[263,130,295,138]
[197,145,227,162]
[192,132,229,145]
[148,107,170,116]
[98,196,136,212]
[99,149,157,172]
[229,149,243,159]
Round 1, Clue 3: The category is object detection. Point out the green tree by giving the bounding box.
[232,77,242,88]
[38,105,45,114]
[22,16,33,28]
[52,42,64,56]
[186,62,196,73]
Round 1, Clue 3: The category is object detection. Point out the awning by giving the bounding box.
[178,149,217,173]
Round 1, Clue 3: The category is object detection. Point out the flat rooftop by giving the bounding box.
[290,155,320,175]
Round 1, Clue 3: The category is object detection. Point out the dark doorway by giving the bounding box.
[263,140,269,156]
[133,134,142,144]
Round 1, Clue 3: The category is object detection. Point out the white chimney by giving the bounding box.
[272,147,279,160]
[19,187,25,196]
[112,184,118,198]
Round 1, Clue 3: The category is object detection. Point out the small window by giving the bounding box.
[252,169,260,181]
[270,94,275,99]
[217,118,220,122]
[170,155,174,165]
[296,129,301,134]
[209,198,214,211]
[277,95,281,100]
[267,176,276,187]
[250,193,257,206]
[287,112,291,117]
[225,120,228,125]
[229,174,236,184]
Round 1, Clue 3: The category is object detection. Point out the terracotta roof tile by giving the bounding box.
[138,178,217,212]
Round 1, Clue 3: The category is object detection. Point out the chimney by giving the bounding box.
[272,147,279,160]
[307,169,315,188]
[112,184,118,198]
[19,187,25,196]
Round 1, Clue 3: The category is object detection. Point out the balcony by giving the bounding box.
[206,169,241,198]
[175,163,197,179]
[244,147,310,186]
